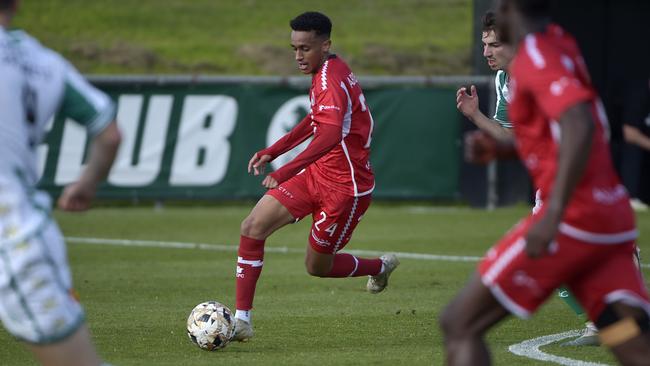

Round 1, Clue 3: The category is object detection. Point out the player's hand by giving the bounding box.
[524,212,560,258]
[261,175,278,189]
[248,153,272,175]
[57,181,96,212]
[456,85,479,119]
[464,130,497,164]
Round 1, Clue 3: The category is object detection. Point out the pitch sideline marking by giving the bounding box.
[509,330,610,366]
[65,236,650,268]
[66,236,642,366]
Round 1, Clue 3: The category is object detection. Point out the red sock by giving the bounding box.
[325,253,382,278]
[235,236,265,310]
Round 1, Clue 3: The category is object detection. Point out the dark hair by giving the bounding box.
[290,11,332,38]
[511,0,550,18]
[482,11,497,33]
[0,0,15,11]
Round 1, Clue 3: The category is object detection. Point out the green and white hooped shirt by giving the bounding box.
[493,70,513,129]
[0,27,115,187]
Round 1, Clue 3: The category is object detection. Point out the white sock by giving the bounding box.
[235,309,251,323]
[379,263,386,274]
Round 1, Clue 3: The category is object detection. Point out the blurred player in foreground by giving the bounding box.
[0,1,121,365]
[457,10,600,346]
[231,11,399,342]
[440,0,650,364]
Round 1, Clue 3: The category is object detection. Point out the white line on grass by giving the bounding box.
[64,236,482,262]
[65,236,645,366]
[509,330,610,366]
[65,236,650,268]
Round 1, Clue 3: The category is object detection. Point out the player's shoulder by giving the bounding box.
[315,55,351,91]
[519,25,578,71]
[5,29,66,66]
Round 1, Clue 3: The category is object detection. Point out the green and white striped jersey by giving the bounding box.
[493,70,513,129]
[0,27,115,186]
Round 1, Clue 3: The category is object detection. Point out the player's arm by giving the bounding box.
[56,62,122,211]
[58,122,121,211]
[525,102,594,257]
[623,124,650,151]
[248,115,314,175]
[456,85,513,141]
[260,122,341,188]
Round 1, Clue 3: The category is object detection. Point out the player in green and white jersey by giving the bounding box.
[457,13,514,142]
[0,1,121,365]
[456,11,599,346]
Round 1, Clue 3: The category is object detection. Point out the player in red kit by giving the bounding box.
[231,11,399,342]
[439,1,650,365]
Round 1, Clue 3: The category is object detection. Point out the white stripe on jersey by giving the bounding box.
[338,81,352,137]
[320,60,329,91]
[483,238,526,285]
[340,140,358,196]
[558,223,638,244]
[525,35,546,69]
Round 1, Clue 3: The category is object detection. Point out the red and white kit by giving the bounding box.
[262,55,375,254]
[479,24,650,321]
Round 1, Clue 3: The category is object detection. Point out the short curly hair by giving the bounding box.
[482,11,497,33]
[290,11,332,38]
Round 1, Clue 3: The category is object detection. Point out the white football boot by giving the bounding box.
[367,254,400,294]
[562,321,599,346]
[232,318,254,342]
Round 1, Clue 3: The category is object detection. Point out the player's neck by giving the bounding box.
[311,52,331,75]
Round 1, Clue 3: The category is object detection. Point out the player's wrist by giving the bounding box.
[256,148,275,161]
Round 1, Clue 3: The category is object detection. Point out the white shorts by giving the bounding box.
[0,176,84,344]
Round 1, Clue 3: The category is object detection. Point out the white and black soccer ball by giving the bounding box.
[186,301,235,351]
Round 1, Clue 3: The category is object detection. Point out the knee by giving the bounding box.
[241,215,266,239]
[439,303,458,337]
[304,261,330,277]
[439,302,472,340]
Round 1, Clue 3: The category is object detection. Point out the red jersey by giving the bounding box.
[508,24,636,242]
[263,55,375,197]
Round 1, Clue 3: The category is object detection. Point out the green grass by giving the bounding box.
[1,204,648,365]
[13,0,472,75]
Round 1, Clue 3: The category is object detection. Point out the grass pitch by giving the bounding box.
[13,0,471,75]
[0,204,648,365]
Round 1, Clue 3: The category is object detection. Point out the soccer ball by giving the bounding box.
[186,301,235,351]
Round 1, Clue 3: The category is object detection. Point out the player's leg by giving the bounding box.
[233,195,295,340]
[234,174,311,341]
[0,217,106,365]
[567,241,650,364]
[596,301,650,365]
[440,214,586,365]
[439,272,510,366]
[301,191,398,290]
[28,324,102,366]
[563,244,644,346]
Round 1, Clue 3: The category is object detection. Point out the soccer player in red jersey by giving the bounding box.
[231,11,399,342]
[439,1,650,364]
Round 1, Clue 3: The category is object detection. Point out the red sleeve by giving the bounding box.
[312,81,347,127]
[269,123,341,184]
[258,115,313,160]
[521,40,594,121]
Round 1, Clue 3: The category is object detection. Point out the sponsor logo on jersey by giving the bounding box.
[278,186,294,199]
[318,104,340,111]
